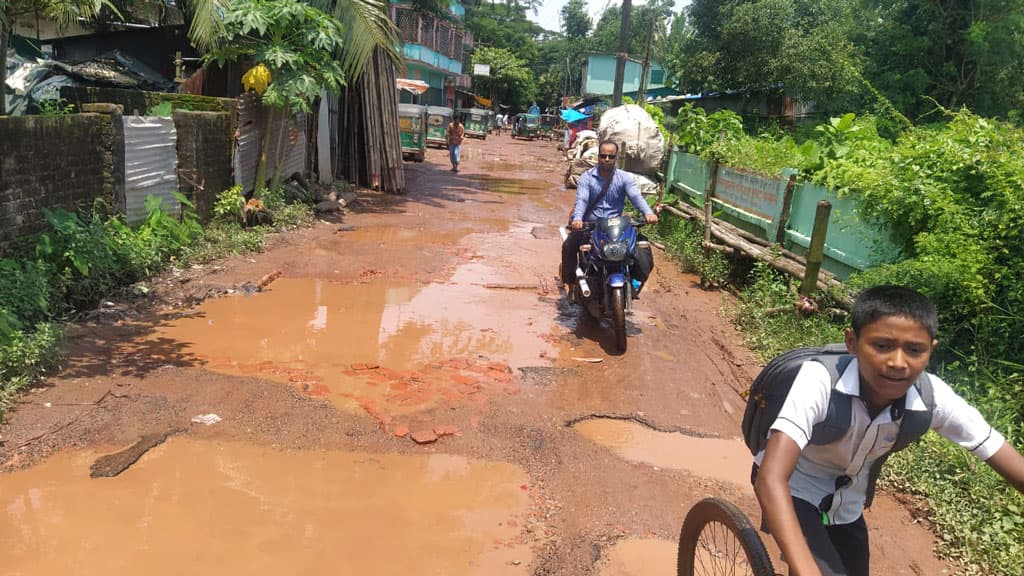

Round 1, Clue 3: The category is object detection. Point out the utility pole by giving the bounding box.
[611,0,632,107]
[637,20,654,104]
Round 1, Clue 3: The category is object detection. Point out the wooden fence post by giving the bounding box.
[776,173,797,245]
[800,200,832,297]
[702,158,719,259]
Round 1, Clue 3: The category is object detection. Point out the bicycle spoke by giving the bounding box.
[694,520,756,576]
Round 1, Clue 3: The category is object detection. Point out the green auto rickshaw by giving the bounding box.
[459,108,490,139]
[539,114,558,140]
[511,113,541,140]
[425,106,453,148]
[398,103,427,162]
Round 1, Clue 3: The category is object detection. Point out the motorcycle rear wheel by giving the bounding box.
[611,286,627,352]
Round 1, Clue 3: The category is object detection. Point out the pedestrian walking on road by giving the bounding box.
[447,115,465,173]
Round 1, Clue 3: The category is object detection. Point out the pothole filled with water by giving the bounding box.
[151,266,558,423]
[572,418,753,488]
[1,439,532,574]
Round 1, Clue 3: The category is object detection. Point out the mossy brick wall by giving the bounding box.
[0,114,116,253]
[173,110,235,219]
[61,86,235,115]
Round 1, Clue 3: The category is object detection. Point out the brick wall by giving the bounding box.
[61,86,235,115]
[174,110,235,219]
[0,114,117,253]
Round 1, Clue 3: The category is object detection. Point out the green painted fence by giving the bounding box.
[664,147,901,279]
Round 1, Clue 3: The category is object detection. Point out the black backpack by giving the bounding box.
[742,344,935,506]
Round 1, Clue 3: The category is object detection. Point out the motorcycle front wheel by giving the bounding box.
[611,286,627,352]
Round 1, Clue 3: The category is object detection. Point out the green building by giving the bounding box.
[391,1,473,108]
[581,53,666,98]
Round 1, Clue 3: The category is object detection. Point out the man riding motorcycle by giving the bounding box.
[561,141,659,295]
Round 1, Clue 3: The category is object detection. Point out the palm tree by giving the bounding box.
[181,0,401,81]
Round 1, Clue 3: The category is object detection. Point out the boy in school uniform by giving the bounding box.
[755,285,1024,576]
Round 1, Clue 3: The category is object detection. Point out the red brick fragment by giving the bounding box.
[392,425,410,438]
[487,370,512,383]
[486,362,513,374]
[411,429,438,444]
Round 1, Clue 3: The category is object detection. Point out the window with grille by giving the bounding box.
[419,15,435,49]
[452,33,463,61]
[438,24,451,57]
[650,69,665,85]
[396,9,417,44]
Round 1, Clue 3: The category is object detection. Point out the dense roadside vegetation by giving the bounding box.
[466,0,1024,124]
[0,187,313,421]
[650,107,1024,575]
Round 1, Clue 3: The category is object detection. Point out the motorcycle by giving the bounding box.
[564,216,649,352]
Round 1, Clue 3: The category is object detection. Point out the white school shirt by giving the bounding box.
[755,358,1005,525]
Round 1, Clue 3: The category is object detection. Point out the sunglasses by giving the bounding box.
[598,154,617,159]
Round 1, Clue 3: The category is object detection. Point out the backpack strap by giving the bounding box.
[863,373,935,507]
[807,350,855,446]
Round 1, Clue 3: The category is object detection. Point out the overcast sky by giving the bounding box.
[526,0,688,34]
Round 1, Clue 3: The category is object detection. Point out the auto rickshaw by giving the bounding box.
[425,106,453,148]
[459,108,490,139]
[511,113,541,140]
[539,114,558,140]
[398,103,427,162]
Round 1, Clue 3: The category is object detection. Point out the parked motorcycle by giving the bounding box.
[564,216,649,352]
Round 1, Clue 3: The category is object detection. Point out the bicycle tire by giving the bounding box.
[677,497,775,576]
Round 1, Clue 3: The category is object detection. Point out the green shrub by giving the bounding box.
[36,98,74,116]
[185,223,266,263]
[648,214,731,288]
[35,208,132,312]
[0,323,63,421]
[673,104,745,157]
[213,185,247,224]
[0,259,56,328]
[727,263,845,358]
[268,201,314,229]
[885,433,1024,575]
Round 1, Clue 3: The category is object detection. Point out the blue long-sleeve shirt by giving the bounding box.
[572,167,654,223]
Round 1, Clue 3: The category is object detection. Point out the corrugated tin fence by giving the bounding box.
[235,92,306,194]
[123,115,180,225]
[665,147,901,279]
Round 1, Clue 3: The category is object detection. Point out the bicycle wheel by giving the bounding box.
[677,497,775,576]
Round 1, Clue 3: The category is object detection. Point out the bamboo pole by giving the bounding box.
[800,200,832,297]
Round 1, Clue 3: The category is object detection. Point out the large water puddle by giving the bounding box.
[572,418,753,488]
[1,439,532,574]
[152,229,560,424]
[598,538,677,576]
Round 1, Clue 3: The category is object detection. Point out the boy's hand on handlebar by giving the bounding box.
[645,213,659,224]
[571,220,584,231]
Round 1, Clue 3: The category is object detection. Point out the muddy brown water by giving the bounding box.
[152,221,561,425]
[1,438,532,574]
[572,418,753,492]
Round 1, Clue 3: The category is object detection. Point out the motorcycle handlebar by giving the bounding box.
[570,218,647,232]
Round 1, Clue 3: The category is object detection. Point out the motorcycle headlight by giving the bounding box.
[602,241,628,261]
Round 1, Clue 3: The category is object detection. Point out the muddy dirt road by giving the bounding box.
[1,133,956,575]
